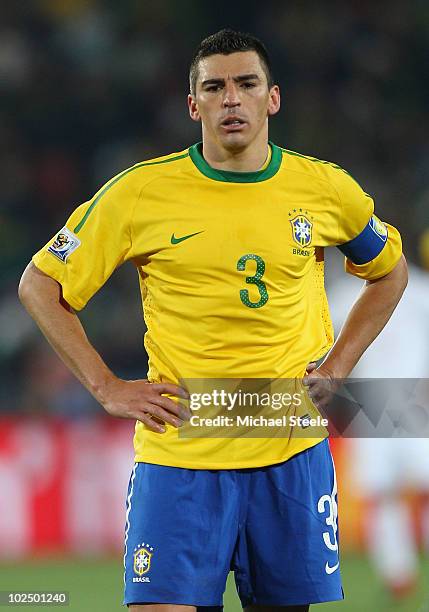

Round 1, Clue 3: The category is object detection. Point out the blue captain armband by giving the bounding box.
[338,215,388,264]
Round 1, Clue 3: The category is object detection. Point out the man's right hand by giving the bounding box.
[101,379,190,433]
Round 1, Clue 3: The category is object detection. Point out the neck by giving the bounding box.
[202,129,270,172]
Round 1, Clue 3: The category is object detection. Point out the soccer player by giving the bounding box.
[19,29,407,611]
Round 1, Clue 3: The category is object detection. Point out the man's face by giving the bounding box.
[188,51,280,152]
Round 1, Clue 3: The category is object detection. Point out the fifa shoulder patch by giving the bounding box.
[47,227,81,263]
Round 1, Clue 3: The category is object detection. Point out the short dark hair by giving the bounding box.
[189,28,274,95]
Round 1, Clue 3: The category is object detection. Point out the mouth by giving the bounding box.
[220,116,247,132]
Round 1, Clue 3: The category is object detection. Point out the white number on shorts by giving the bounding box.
[317,464,338,552]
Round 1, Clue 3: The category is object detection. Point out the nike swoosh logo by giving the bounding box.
[171,231,204,244]
[325,561,339,575]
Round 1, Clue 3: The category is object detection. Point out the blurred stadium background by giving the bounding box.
[1,1,429,610]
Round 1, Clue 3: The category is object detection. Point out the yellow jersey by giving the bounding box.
[33,142,402,468]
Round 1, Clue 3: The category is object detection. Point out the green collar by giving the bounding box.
[188,141,282,183]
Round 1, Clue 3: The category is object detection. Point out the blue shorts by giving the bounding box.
[123,439,343,607]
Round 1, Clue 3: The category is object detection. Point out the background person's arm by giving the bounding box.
[305,254,408,404]
[18,262,189,431]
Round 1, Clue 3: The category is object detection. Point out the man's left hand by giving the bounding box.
[303,362,339,410]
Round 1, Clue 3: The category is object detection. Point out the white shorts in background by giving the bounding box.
[351,437,429,496]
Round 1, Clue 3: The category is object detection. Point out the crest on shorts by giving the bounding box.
[47,226,81,263]
[290,214,313,247]
[133,544,153,576]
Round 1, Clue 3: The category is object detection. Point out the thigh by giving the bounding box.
[129,606,195,611]
[124,462,238,607]
[233,440,344,607]
[129,607,222,612]
[245,607,309,612]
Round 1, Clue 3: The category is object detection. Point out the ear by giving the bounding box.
[188,94,201,122]
[267,85,281,117]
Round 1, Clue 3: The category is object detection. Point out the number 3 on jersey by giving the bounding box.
[237,254,269,309]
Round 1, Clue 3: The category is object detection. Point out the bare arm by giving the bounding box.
[323,254,408,378]
[18,262,189,431]
[305,254,408,399]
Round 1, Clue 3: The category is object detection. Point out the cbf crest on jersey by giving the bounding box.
[290,213,313,247]
[47,226,81,262]
[133,543,153,576]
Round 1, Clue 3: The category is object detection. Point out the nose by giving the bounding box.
[223,80,240,108]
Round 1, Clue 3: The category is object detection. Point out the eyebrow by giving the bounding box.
[201,74,261,87]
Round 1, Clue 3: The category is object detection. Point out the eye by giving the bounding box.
[242,82,256,88]
[205,85,222,92]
